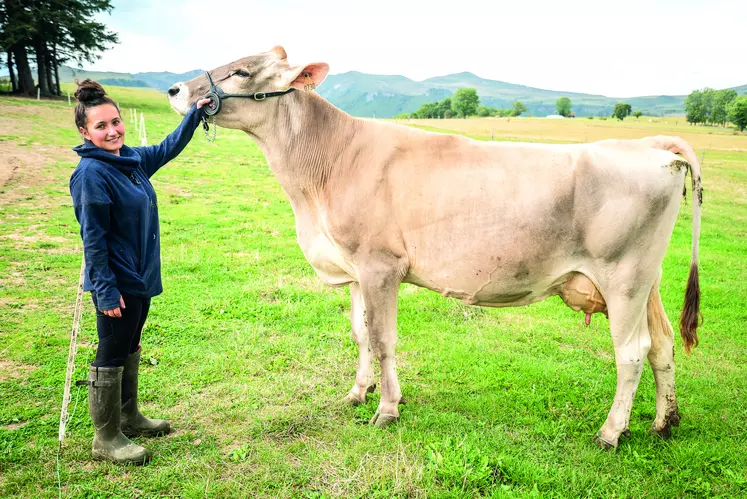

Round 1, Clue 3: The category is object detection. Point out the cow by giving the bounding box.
[167,46,702,449]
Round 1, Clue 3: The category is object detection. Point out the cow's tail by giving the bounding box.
[643,136,702,354]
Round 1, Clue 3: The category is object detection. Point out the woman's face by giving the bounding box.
[80,104,125,155]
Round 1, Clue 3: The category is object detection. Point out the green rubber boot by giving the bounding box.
[87,366,151,464]
[121,349,171,437]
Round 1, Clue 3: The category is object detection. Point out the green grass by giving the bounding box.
[0,86,746,498]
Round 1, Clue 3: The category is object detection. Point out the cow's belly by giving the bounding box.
[402,223,580,307]
[405,257,571,307]
[301,232,357,287]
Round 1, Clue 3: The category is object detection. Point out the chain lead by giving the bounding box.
[202,115,217,143]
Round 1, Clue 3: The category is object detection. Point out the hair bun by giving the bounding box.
[74,79,107,103]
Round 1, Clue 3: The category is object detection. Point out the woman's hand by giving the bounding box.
[102,295,126,318]
[196,98,214,110]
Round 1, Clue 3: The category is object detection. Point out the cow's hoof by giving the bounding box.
[652,409,681,439]
[593,432,617,450]
[651,420,678,439]
[369,411,398,428]
[621,428,631,439]
[343,392,365,406]
[651,424,671,439]
[342,384,376,406]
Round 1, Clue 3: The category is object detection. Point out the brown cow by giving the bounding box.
[168,47,702,449]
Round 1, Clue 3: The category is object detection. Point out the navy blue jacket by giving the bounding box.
[70,105,203,310]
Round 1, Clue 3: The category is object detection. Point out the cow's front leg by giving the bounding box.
[358,269,404,427]
[343,282,376,405]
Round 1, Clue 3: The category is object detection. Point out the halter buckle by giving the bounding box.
[253,92,266,101]
[203,91,221,116]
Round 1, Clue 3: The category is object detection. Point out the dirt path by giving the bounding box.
[0,142,50,191]
[0,100,77,205]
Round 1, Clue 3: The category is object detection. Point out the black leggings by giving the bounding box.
[91,291,150,367]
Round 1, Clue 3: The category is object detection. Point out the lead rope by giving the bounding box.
[202,115,217,143]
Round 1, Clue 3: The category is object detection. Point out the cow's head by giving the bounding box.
[168,46,329,131]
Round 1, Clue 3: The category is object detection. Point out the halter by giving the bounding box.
[202,70,296,117]
[200,70,296,143]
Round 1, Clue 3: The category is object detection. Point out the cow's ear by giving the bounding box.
[280,63,329,91]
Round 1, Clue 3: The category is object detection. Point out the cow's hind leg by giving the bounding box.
[357,267,405,427]
[646,280,681,438]
[343,282,377,405]
[595,289,652,449]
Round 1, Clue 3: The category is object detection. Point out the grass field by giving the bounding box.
[1,85,746,498]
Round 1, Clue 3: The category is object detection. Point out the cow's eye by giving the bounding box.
[233,70,250,78]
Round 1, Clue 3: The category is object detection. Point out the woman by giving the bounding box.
[69,79,211,464]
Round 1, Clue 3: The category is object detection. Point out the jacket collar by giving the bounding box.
[73,140,141,173]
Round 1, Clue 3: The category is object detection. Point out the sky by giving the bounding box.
[84,0,747,98]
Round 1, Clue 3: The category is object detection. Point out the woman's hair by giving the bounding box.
[74,79,120,130]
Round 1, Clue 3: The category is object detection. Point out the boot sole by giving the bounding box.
[92,451,152,465]
[122,428,170,438]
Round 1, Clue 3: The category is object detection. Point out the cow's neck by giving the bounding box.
[248,91,359,197]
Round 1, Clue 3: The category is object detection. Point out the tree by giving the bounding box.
[701,88,715,124]
[411,101,439,119]
[727,96,747,132]
[451,88,479,118]
[436,97,452,118]
[1,0,36,95]
[612,103,632,120]
[685,88,721,125]
[477,106,495,117]
[712,89,738,126]
[512,101,527,117]
[632,111,643,119]
[0,0,118,97]
[556,97,572,117]
[685,89,706,124]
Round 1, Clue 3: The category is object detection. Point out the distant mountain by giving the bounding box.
[317,72,452,118]
[59,66,202,92]
[59,65,136,84]
[320,70,719,118]
[134,70,204,91]
[99,78,150,88]
[55,65,745,118]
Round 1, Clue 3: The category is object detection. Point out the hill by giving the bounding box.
[320,71,701,118]
[58,65,202,92]
[44,65,747,118]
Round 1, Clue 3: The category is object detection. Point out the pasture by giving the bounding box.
[1,85,745,498]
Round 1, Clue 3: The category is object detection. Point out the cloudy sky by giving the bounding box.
[86,0,745,98]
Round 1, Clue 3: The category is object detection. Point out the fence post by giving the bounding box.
[140,113,147,146]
